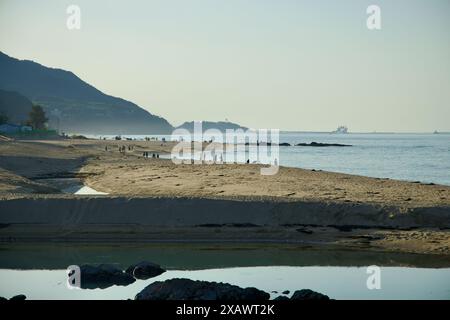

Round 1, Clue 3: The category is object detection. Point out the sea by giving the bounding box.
[88,132,450,186]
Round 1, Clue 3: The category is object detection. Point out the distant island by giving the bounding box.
[176,120,247,132]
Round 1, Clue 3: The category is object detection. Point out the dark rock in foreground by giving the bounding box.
[9,294,26,301]
[290,289,330,300]
[135,278,270,300]
[78,264,135,289]
[282,290,290,294]
[126,261,166,280]
[296,142,352,147]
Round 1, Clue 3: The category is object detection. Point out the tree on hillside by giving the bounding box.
[28,105,48,130]
[0,113,8,125]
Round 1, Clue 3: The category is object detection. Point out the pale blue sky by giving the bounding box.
[0,0,449,132]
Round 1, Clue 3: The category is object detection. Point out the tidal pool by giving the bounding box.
[1,243,449,300]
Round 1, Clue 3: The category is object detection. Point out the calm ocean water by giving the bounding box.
[91,132,450,186]
[278,133,450,185]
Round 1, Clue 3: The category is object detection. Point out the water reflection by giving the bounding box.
[1,243,449,300]
[1,243,449,270]
[0,267,449,300]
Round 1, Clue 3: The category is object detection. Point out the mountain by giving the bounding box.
[0,89,33,124]
[0,51,173,134]
[176,121,248,132]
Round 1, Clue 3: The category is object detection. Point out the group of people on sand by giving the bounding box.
[104,145,135,154]
[179,151,278,166]
[143,151,159,159]
[118,146,127,154]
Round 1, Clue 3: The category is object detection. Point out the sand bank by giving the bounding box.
[0,196,449,255]
[0,196,449,228]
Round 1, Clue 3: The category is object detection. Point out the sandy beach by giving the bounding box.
[0,138,449,256]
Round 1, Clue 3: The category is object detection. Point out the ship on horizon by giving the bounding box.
[332,125,348,134]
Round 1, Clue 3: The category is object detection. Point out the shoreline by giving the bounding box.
[0,139,449,256]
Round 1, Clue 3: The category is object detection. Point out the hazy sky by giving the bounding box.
[1,0,449,132]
